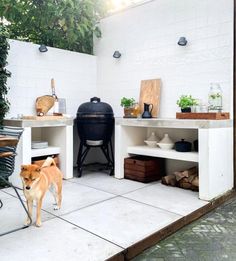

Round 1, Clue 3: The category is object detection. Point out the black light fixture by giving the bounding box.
[39,44,48,52]
[178,37,188,46]
[113,50,121,58]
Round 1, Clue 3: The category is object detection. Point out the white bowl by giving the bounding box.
[144,140,157,147]
[157,143,174,150]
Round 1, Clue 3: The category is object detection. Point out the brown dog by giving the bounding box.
[20,157,62,227]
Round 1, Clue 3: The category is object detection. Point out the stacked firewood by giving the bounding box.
[161,166,199,191]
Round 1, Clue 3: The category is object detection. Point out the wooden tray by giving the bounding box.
[176,112,230,120]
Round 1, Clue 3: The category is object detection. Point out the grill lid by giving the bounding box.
[77,97,114,117]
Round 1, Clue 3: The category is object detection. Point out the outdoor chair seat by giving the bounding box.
[0,126,32,236]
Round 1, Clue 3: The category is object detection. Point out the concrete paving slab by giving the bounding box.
[0,217,123,261]
[0,197,55,234]
[41,181,116,216]
[69,175,151,195]
[62,196,182,248]
[124,183,208,216]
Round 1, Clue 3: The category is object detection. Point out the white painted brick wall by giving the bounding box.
[7,40,97,118]
[94,0,234,117]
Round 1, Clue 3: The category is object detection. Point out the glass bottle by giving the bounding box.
[208,83,222,112]
[133,103,141,118]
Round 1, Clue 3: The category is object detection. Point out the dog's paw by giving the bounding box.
[36,220,42,227]
[24,219,31,226]
[54,205,60,210]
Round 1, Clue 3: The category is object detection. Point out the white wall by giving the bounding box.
[7,40,97,118]
[94,0,234,117]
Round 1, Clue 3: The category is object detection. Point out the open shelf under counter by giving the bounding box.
[115,117,233,200]
[127,145,198,162]
[31,146,61,158]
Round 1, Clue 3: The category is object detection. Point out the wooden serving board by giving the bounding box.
[139,79,161,118]
[176,112,230,120]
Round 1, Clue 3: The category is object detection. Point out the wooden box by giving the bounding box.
[124,156,165,183]
[32,155,60,168]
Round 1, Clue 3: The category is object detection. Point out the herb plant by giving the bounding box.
[120,97,136,108]
[176,95,197,109]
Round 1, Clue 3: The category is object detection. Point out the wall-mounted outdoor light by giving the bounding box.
[113,50,121,58]
[39,44,48,52]
[177,37,188,46]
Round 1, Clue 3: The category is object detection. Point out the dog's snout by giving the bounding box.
[26,186,31,190]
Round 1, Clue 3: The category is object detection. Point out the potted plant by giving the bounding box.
[0,25,11,126]
[176,95,197,112]
[120,97,136,117]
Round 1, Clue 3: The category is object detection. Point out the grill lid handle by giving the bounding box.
[90,97,101,103]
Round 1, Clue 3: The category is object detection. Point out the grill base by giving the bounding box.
[76,139,114,177]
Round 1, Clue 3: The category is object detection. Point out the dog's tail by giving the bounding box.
[42,157,57,168]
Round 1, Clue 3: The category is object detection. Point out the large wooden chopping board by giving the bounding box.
[139,79,161,118]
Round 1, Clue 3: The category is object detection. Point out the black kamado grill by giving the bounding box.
[76,97,114,177]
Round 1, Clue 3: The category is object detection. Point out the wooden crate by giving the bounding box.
[176,112,230,120]
[32,155,60,168]
[124,156,165,183]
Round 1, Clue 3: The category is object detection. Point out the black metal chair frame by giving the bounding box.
[77,139,114,177]
[0,126,32,236]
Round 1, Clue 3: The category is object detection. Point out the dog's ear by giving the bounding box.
[21,165,27,171]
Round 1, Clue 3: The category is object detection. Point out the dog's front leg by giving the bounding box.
[25,199,33,225]
[36,197,43,227]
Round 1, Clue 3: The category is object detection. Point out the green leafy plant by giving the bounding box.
[0,0,107,54]
[0,24,11,126]
[120,97,136,108]
[176,95,197,109]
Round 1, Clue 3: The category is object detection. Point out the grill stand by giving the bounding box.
[77,139,114,177]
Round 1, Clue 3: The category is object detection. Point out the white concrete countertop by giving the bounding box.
[115,117,232,129]
[4,117,74,127]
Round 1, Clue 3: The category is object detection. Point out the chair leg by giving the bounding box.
[0,177,32,236]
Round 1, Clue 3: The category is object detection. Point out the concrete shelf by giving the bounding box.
[31,146,61,158]
[127,145,198,162]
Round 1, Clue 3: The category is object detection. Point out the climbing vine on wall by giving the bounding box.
[0,24,10,126]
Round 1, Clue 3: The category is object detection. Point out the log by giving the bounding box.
[191,176,199,187]
[174,171,188,181]
[162,166,199,191]
[174,166,198,181]
[182,166,198,176]
[178,178,193,189]
[161,174,177,186]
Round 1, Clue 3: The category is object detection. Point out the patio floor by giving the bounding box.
[0,169,209,261]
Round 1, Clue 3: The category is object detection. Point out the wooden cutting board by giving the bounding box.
[139,79,161,118]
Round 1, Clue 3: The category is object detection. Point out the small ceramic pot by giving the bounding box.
[157,134,174,150]
[175,139,192,152]
[181,107,191,113]
[144,132,159,147]
[193,140,198,152]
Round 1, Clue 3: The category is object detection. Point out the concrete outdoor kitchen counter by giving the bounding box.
[115,117,233,201]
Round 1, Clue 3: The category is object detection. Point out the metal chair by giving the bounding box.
[0,126,32,236]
